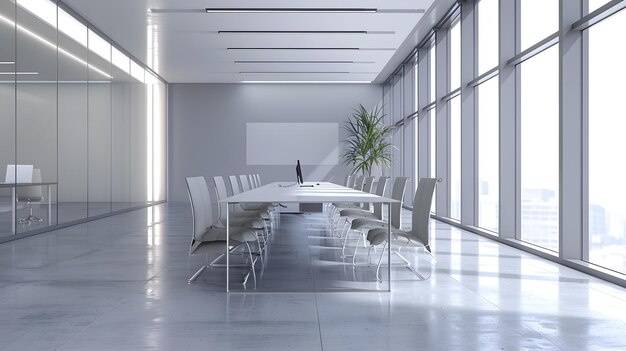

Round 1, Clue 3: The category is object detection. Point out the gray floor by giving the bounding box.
[1,203,626,350]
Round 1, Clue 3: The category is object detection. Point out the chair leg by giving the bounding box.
[376,242,388,282]
[352,234,361,265]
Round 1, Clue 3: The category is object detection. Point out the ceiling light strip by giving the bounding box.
[206,8,377,13]
[240,71,352,74]
[0,13,112,79]
[218,30,368,34]
[227,47,360,50]
[0,72,38,75]
[235,60,357,64]
[241,80,372,84]
[0,61,15,64]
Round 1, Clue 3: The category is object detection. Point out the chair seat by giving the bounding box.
[240,202,275,212]
[339,208,375,218]
[350,217,389,231]
[332,202,361,210]
[228,217,265,229]
[366,228,426,247]
[199,226,257,243]
[230,210,270,220]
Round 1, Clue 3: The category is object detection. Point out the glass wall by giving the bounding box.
[477,77,499,232]
[587,8,626,273]
[519,45,559,251]
[380,0,626,282]
[0,0,167,239]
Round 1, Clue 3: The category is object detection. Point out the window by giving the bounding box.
[587,9,626,273]
[519,0,559,52]
[477,77,499,232]
[450,96,461,220]
[519,44,559,252]
[477,0,498,74]
[429,108,437,213]
[449,20,461,90]
[429,44,436,102]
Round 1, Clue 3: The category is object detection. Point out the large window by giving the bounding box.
[519,0,559,52]
[429,108,436,213]
[477,0,498,74]
[477,77,499,232]
[587,9,626,273]
[519,45,559,252]
[450,96,461,220]
[449,20,460,90]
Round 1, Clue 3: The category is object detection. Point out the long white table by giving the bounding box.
[219,181,398,292]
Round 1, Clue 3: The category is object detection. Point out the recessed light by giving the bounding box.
[206,8,377,13]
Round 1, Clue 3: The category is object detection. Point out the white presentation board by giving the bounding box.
[246,123,339,165]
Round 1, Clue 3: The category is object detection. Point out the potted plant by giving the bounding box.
[342,104,393,176]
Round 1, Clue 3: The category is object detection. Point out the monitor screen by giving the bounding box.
[296,160,303,184]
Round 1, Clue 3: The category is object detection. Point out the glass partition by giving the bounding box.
[0,0,16,237]
[0,0,166,240]
[58,6,88,223]
[15,0,58,234]
[88,29,112,216]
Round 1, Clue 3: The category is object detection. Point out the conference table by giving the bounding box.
[0,182,56,234]
[219,181,399,292]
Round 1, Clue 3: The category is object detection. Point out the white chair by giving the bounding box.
[185,177,259,285]
[213,176,271,236]
[341,177,408,259]
[17,168,43,224]
[364,178,437,281]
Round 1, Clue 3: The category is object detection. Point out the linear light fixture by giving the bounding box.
[219,30,368,34]
[206,8,377,13]
[235,60,359,64]
[0,13,112,79]
[227,47,360,50]
[0,72,38,75]
[240,80,372,84]
[240,71,351,74]
[0,61,15,65]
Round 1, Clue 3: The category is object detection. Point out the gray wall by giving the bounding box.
[168,83,382,202]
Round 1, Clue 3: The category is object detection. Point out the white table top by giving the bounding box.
[220,181,398,204]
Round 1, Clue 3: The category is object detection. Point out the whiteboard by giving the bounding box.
[246,123,339,165]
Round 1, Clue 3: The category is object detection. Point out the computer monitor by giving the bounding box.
[296,160,304,184]
[4,164,34,183]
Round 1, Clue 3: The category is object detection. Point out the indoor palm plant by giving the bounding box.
[342,104,393,176]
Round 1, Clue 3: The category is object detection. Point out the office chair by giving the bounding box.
[17,168,43,224]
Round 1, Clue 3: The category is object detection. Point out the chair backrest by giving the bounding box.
[255,174,262,186]
[411,178,437,248]
[353,175,365,190]
[229,175,241,195]
[213,176,230,225]
[186,177,213,243]
[390,177,409,229]
[360,176,376,210]
[17,168,42,201]
[372,176,390,219]
[248,174,257,188]
[346,175,356,188]
[239,175,251,191]
[345,175,353,187]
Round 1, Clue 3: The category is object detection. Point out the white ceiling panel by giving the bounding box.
[60,0,437,83]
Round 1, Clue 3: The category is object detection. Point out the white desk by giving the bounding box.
[219,181,398,292]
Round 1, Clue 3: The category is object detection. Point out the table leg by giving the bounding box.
[47,185,52,226]
[387,202,391,292]
[11,187,15,235]
[226,202,230,292]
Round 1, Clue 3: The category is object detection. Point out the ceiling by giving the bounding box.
[59,0,440,84]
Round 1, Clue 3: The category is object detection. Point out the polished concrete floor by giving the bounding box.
[1,203,626,350]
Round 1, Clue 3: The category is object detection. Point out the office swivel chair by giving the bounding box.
[17,168,43,224]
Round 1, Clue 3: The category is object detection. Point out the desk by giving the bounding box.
[0,182,56,234]
[219,181,398,292]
